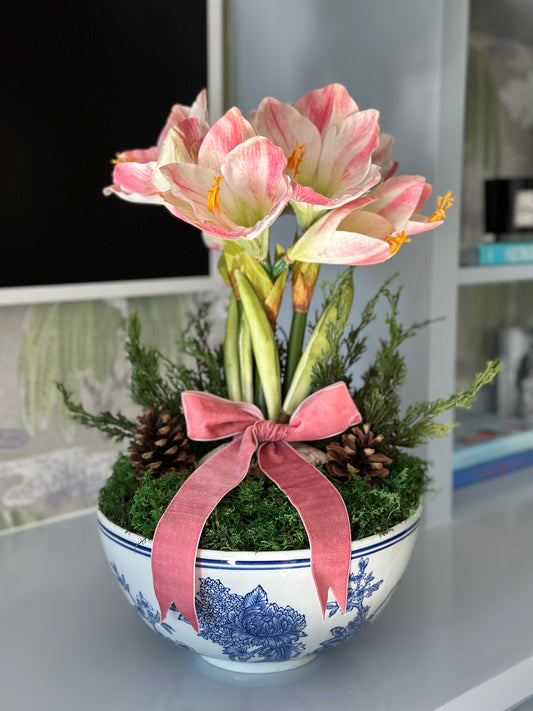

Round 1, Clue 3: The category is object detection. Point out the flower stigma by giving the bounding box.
[207,175,224,214]
[428,191,454,222]
[386,232,411,256]
[287,142,306,179]
[111,153,136,165]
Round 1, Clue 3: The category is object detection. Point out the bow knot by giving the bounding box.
[151,382,362,632]
[253,420,288,443]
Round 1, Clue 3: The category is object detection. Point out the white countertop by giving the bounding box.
[1,466,533,711]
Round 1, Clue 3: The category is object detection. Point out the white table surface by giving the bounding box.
[1,466,533,711]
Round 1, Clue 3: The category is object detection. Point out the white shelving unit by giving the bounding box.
[2,3,531,709]
[458,264,533,286]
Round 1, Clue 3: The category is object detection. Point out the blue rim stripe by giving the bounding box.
[98,516,420,570]
[98,522,152,557]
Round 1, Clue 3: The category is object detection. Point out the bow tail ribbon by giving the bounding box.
[152,437,351,632]
[258,441,351,614]
[151,432,257,631]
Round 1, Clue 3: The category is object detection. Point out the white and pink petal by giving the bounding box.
[294,84,360,137]
[250,97,321,184]
[197,108,256,172]
[288,196,389,265]
[156,89,209,147]
[219,137,292,227]
[315,109,380,196]
[365,175,427,230]
[104,161,161,203]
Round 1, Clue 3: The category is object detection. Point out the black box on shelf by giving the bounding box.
[485,178,533,241]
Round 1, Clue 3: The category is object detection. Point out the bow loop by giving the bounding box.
[182,391,263,441]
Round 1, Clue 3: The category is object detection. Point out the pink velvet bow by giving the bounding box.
[151,381,361,631]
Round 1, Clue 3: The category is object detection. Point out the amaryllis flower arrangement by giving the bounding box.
[63,84,497,630]
[105,84,453,425]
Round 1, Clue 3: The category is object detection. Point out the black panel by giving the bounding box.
[2,0,208,287]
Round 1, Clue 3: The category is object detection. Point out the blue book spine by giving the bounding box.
[453,430,533,469]
[477,242,533,265]
[453,449,533,489]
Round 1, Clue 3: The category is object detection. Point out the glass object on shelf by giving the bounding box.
[456,281,533,416]
[454,282,533,487]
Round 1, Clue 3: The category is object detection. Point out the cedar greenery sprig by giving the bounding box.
[353,286,500,449]
[389,360,501,449]
[163,298,227,398]
[56,383,135,442]
[311,276,500,452]
[311,273,398,391]
[125,313,183,420]
[354,284,435,443]
[57,298,227,442]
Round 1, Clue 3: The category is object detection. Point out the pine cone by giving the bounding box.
[325,423,393,486]
[129,406,195,481]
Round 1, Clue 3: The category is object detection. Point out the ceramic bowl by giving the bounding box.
[97,509,421,673]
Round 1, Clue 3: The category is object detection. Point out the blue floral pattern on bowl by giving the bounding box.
[196,578,307,662]
[326,556,383,618]
[110,561,183,642]
[110,555,384,662]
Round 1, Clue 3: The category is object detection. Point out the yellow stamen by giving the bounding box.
[386,231,411,256]
[110,152,136,165]
[287,142,306,179]
[207,175,224,214]
[428,191,454,222]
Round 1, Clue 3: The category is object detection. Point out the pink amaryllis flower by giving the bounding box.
[249,83,382,228]
[287,176,451,265]
[158,107,292,240]
[372,132,398,181]
[104,89,209,204]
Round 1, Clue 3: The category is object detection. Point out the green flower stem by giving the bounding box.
[224,292,242,401]
[234,270,281,422]
[282,270,354,415]
[238,309,254,402]
[283,310,308,397]
[254,370,267,417]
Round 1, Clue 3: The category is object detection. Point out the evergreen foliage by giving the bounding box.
[58,298,226,438]
[311,273,397,391]
[312,276,500,452]
[56,383,136,442]
[67,278,499,550]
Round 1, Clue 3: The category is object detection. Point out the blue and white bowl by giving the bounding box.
[97,509,421,673]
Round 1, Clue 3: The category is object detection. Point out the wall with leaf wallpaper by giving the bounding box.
[0,294,202,531]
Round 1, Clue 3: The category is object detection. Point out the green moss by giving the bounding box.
[99,451,429,549]
[97,454,140,530]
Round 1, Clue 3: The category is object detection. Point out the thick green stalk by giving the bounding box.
[224,292,242,401]
[238,310,254,402]
[282,271,354,415]
[254,372,267,417]
[234,270,281,422]
[283,310,308,397]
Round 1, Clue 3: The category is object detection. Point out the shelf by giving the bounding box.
[2,491,533,711]
[458,264,533,286]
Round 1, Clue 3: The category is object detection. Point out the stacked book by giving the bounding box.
[453,413,533,488]
[460,241,533,266]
